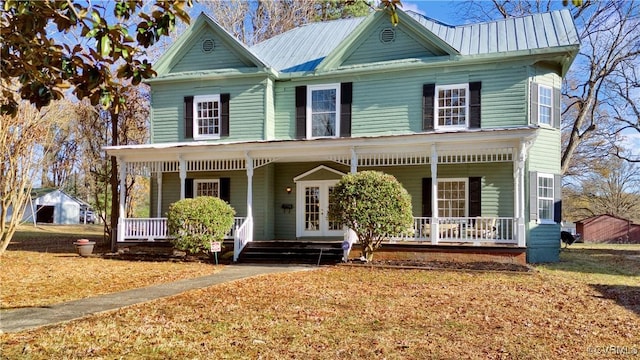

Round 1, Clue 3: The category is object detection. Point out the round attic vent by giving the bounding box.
[379,28,396,44]
[201,38,215,53]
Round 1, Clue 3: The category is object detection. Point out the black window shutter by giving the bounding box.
[295,86,307,139]
[422,178,432,217]
[553,87,561,129]
[220,93,230,137]
[529,171,538,222]
[468,177,482,217]
[184,96,194,139]
[220,177,231,203]
[530,83,539,125]
[469,82,481,129]
[340,82,352,138]
[423,84,435,131]
[185,178,194,199]
[553,174,562,223]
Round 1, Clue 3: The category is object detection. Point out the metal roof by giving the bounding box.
[250,9,578,73]
[250,17,365,72]
[406,9,579,55]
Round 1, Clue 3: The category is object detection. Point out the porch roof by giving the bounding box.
[106,126,538,162]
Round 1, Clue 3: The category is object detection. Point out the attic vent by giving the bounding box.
[201,38,215,53]
[379,28,396,44]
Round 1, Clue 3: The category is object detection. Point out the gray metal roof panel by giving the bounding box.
[249,10,578,72]
[250,17,365,72]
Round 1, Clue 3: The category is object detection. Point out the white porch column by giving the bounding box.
[245,153,254,241]
[350,147,358,174]
[156,173,163,217]
[179,156,186,200]
[117,157,126,243]
[430,144,439,245]
[516,142,529,247]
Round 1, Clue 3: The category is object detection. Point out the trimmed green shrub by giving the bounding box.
[329,171,413,262]
[167,196,235,255]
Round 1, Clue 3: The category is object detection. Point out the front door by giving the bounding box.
[297,180,343,237]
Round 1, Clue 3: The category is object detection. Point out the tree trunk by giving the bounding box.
[110,109,119,253]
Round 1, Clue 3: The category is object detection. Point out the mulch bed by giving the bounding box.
[346,259,534,272]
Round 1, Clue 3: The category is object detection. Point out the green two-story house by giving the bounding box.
[105,9,579,263]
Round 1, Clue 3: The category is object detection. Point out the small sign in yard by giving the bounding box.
[210,241,221,253]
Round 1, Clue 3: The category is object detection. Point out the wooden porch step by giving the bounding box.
[237,241,343,264]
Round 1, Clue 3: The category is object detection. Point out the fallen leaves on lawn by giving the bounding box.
[2,267,638,359]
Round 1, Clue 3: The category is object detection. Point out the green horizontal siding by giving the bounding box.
[343,22,438,66]
[527,223,561,262]
[274,64,529,139]
[151,79,266,143]
[528,128,561,173]
[169,29,250,73]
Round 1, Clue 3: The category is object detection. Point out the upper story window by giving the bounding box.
[307,84,341,138]
[435,84,469,129]
[538,85,552,126]
[194,179,220,197]
[537,173,554,223]
[193,95,220,140]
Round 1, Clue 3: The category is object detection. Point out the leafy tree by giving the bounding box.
[167,197,235,255]
[329,171,413,262]
[1,0,192,116]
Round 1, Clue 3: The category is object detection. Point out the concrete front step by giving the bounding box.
[238,241,343,264]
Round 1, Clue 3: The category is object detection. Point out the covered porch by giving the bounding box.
[105,128,538,261]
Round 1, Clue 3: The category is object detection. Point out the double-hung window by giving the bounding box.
[437,179,468,217]
[538,85,552,126]
[307,84,340,138]
[194,179,220,198]
[435,84,469,129]
[193,95,220,140]
[537,173,554,223]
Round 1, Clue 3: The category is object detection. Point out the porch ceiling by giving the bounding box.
[107,127,538,172]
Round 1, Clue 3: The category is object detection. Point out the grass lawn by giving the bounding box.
[1,238,639,359]
[1,224,221,309]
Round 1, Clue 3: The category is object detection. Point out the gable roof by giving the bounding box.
[153,12,267,77]
[249,8,578,74]
[576,214,636,225]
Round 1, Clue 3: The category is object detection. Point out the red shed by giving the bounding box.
[575,214,640,244]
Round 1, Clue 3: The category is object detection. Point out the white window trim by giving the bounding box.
[306,83,341,139]
[434,83,469,130]
[193,94,221,140]
[437,178,469,218]
[194,179,220,198]
[537,173,555,224]
[538,85,553,127]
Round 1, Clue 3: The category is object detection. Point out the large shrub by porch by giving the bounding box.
[329,171,413,262]
[167,196,235,255]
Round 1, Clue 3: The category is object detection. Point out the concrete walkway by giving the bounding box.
[0,264,314,333]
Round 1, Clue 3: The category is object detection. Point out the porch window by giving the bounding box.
[194,179,220,197]
[193,95,220,140]
[435,84,469,129]
[538,85,552,126]
[537,173,554,223]
[307,84,340,138]
[438,179,467,217]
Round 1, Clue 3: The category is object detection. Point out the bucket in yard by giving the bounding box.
[73,239,96,257]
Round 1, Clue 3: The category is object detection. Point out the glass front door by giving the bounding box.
[297,180,343,237]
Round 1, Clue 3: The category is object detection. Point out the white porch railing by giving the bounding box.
[120,217,246,242]
[389,217,517,245]
[233,217,253,262]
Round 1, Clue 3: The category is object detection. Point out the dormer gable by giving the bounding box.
[317,10,459,71]
[153,12,266,77]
